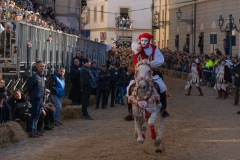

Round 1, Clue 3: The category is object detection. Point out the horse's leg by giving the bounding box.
[155,115,164,153]
[147,108,160,143]
[134,118,144,143]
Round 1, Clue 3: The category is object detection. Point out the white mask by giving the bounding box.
[140,38,149,48]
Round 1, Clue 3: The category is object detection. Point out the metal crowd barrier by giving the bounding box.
[0,20,106,78]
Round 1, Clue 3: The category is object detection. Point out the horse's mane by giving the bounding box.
[136,59,151,68]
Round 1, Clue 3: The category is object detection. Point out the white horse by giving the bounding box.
[128,56,164,153]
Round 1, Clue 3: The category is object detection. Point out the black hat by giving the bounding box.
[82,58,90,64]
[102,64,106,67]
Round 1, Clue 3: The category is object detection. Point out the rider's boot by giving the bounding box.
[221,89,226,99]
[185,86,192,96]
[197,87,203,96]
[216,90,222,99]
[160,92,170,118]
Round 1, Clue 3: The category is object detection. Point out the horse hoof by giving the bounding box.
[155,148,162,153]
[137,138,144,144]
[154,137,161,146]
[142,127,146,132]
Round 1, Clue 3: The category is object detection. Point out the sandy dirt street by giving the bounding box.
[1,77,240,160]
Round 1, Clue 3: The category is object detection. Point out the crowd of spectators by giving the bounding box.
[106,46,239,97]
[0,60,66,138]
[161,47,236,82]
[0,0,85,37]
[68,49,131,120]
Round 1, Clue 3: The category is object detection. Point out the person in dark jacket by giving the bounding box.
[116,62,127,105]
[13,90,31,132]
[49,68,65,126]
[43,89,55,130]
[68,58,82,105]
[233,62,240,105]
[106,62,118,107]
[71,50,84,67]
[90,59,99,95]
[0,79,11,123]
[81,58,96,120]
[95,64,110,109]
[27,60,46,138]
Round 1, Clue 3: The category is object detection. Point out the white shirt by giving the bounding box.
[142,44,164,68]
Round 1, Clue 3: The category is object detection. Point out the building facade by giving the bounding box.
[82,0,153,48]
[169,0,240,56]
[155,0,170,49]
[55,0,81,30]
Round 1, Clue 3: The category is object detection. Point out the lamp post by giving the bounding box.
[151,0,155,44]
[176,7,196,53]
[217,14,239,57]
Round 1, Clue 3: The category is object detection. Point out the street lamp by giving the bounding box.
[217,14,239,56]
[154,11,170,28]
[176,8,196,53]
[176,9,182,20]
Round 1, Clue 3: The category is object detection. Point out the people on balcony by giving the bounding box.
[115,15,133,29]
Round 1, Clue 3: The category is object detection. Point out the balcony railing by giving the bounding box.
[115,17,133,30]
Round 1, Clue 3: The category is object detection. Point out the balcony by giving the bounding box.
[115,17,134,30]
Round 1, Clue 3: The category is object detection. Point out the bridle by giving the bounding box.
[128,59,160,108]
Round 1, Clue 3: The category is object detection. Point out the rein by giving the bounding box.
[128,59,160,108]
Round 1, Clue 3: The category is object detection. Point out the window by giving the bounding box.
[94,7,97,22]
[119,8,130,29]
[101,6,104,22]
[120,8,129,19]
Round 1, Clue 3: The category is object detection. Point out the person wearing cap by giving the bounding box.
[95,64,110,109]
[214,60,231,99]
[129,32,169,118]
[185,59,203,96]
[80,58,96,120]
[106,62,118,107]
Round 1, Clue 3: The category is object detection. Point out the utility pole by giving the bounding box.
[164,0,167,48]
[193,0,196,53]
[151,0,155,43]
[79,0,82,32]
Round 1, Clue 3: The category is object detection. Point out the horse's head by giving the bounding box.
[135,55,153,100]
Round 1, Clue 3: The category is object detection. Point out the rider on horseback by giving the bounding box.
[127,33,170,118]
